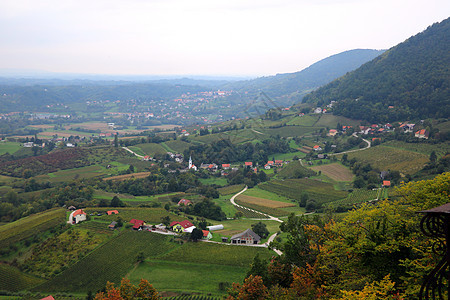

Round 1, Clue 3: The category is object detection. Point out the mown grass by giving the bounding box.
[0,263,46,292]
[242,186,294,204]
[129,260,247,295]
[0,208,66,249]
[34,231,177,293]
[0,142,22,155]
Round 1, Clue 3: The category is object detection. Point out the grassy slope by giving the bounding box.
[0,208,66,249]
[0,142,22,155]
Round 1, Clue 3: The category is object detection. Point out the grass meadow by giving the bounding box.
[0,141,22,155]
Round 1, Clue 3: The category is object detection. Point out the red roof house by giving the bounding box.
[178,199,192,206]
[40,296,55,300]
[244,162,253,167]
[69,209,86,224]
[383,181,391,187]
[107,210,119,215]
[222,163,230,169]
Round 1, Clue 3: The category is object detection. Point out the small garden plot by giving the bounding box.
[310,163,354,182]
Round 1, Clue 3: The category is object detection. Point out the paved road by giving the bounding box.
[328,133,371,156]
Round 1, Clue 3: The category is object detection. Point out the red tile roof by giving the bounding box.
[107,210,119,215]
[222,164,230,168]
[202,230,210,237]
[180,220,194,228]
[40,296,55,300]
[244,162,253,166]
[170,221,180,227]
[383,181,391,187]
[73,209,86,217]
[178,199,192,206]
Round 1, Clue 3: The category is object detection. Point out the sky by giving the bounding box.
[0,0,448,77]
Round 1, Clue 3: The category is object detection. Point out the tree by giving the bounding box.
[190,228,204,242]
[111,196,124,207]
[251,222,269,239]
[429,150,437,163]
[227,275,268,300]
[160,216,171,227]
[114,134,119,148]
[94,278,160,300]
[246,254,269,285]
[299,192,309,207]
[234,211,244,219]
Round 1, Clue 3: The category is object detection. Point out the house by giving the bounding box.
[40,296,55,300]
[23,142,34,147]
[267,161,274,166]
[359,126,371,134]
[264,164,271,170]
[108,221,117,230]
[221,237,229,243]
[222,163,231,169]
[380,171,389,180]
[383,180,391,187]
[170,220,195,233]
[313,145,322,151]
[231,229,261,244]
[202,230,212,240]
[274,160,283,167]
[328,129,338,136]
[313,107,322,114]
[317,154,327,159]
[178,199,192,206]
[415,129,429,139]
[68,205,76,211]
[244,162,253,167]
[107,210,119,215]
[69,209,86,224]
[143,155,152,161]
[130,219,145,230]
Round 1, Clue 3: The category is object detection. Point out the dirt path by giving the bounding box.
[230,186,283,255]
[122,146,144,159]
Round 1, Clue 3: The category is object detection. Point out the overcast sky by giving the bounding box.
[0,0,448,77]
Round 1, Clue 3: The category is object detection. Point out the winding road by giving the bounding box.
[230,185,283,255]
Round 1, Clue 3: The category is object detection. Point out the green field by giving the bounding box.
[242,186,294,204]
[199,177,228,186]
[0,208,66,249]
[260,126,321,138]
[86,207,176,224]
[0,141,22,155]
[42,165,106,182]
[0,263,46,292]
[164,140,192,153]
[314,114,361,128]
[259,178,348,206]
[287,115,319,126]
[217,184,245,196]
[134,143,167,155]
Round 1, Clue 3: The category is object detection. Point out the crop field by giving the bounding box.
[310,163,354,182]
[343,145,429,175]
[234,206,269,218]
[164,295,222,300]
[0,263,46,292]
[134,143,167,155]
[164,140,191,153]
[382,140,450,156]
[103,171,151,181]
[325,188,380,209]
[34,231,177,293]
[198,177,228,186]
[0,208,66,249]
[43,165,106,182]
[77,220,115,235]
[314,114,360,128]
[259,179,348,205]
[260,126,321,138]
[236,194,295,208]
[87,207,175,224]
[217,184,245,196]
[242,186,293,204]
[287,115,319,126]
[0,141,22,155]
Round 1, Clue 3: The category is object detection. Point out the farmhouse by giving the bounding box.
[415,129,429,139]
[107,210,119,215]
[328,129,338,136]
[202,230,212,240]
[313,145,322,151]
[130,219,145,230]
[244,162,253,167]
[170,220,195,233]
[69,209,86,224]
[222,163,231,169]
[230,228,261,245]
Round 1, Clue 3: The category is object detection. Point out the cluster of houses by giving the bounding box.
[326,122,429,139]
[67,207,264,245]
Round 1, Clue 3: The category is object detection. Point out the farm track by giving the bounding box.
[122,146,144,158]
[229,186,283,255]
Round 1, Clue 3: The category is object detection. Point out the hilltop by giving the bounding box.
[303,17,450,123]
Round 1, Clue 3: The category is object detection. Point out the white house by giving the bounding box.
[69,209,86,224]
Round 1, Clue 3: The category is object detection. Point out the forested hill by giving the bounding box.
[226,49,384,101]
[303,17,450,123]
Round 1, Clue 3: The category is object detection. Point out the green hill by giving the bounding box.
[303,17,450,122]
[228,49,384,104]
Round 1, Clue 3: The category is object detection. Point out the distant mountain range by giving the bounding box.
[304,17,450,123]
